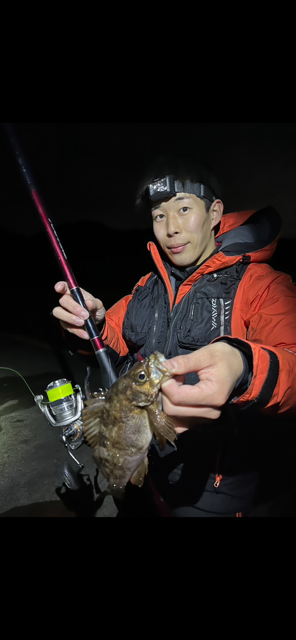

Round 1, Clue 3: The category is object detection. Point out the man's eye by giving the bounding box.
[153,213,165,222]
[180,207,190,214]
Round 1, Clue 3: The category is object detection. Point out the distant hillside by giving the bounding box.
[0,222,154,342]
[0,222,295,343]
[1,220,154,289]
[2,220,294,284]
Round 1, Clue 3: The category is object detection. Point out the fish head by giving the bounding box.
[124,351,173,407]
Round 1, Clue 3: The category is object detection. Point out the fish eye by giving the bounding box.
[137,371,147,382]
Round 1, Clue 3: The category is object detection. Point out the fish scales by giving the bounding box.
[82,351,177,497]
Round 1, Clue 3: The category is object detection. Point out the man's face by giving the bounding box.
[151,192,222,267]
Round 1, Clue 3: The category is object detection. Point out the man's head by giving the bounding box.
[136,153,224,268]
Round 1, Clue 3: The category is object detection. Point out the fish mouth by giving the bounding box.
[149,352,172,382]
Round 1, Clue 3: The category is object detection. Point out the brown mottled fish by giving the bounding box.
[82,351,177,498]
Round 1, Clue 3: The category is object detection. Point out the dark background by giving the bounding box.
[1,122,296,343]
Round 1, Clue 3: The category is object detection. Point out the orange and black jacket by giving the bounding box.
[99,205,296,417]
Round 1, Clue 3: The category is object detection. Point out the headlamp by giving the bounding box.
[147,175,216,205]
[148,175,176,202]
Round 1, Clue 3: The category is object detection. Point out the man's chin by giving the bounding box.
[169,255,197,268]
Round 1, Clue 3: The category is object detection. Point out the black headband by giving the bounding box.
[147,175,216,204]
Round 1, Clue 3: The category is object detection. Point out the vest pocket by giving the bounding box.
[177,298,221,349]
[123,284,154,345]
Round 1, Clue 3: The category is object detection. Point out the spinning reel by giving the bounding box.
[34,367,94,490]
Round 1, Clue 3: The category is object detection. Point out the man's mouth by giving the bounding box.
[167,243,188,254]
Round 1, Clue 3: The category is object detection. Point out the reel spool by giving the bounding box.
[35,378,85,487]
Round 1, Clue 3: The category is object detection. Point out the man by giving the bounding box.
[52,154,296,517]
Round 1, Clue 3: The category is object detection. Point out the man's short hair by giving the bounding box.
[135,152,222,214]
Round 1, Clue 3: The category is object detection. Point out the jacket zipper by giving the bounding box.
[149,254,173,354]
[149,249,226,357]
[151,283,159,352]
[164,287,197,357]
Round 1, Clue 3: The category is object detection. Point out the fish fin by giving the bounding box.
[146,405,177,449]
[82,400,105,448]
[83,394,106,413]
[153,432,167,451]
[130,457,148,488]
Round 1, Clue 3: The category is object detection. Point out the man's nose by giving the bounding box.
[166,213,180,236]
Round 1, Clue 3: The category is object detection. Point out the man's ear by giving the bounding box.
[211,200,224,230]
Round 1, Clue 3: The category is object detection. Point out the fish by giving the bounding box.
[81,351,177,498]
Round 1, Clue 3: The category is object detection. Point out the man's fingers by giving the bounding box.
[161,378,211,406]
[162,392,221,420]
[161,383,221,419]
[162,374,230,410]
[53,305,85,324]
[54,281,70,295]
[53,287,91,319]
[60,321,90,340]
[164,352,204,375]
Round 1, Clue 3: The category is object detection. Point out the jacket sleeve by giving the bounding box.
[57,273,153,368]
[100,294,133,358]
[213,264,296,416]
[55,295,133,367]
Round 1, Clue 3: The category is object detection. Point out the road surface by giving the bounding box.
[0,331,118,517]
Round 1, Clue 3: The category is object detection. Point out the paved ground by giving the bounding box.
[1,330,295,517]
[0,331,118,517]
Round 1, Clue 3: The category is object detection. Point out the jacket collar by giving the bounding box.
[147,206,282,310]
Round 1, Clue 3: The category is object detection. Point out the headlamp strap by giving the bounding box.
[174,179,215,202]
[147,175,215,203]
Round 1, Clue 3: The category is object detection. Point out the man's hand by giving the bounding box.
[52,281,106,340]
[161,342,244,432]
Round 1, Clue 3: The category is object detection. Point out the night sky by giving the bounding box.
[1,122,296,237]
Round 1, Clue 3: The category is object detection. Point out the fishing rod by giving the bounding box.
[3,123,173,516]
[3,123,117,390]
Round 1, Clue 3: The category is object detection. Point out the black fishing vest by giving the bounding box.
[122,258,250,384]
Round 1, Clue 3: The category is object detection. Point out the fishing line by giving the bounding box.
[0,365,86,478]
[0,366,50,404]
